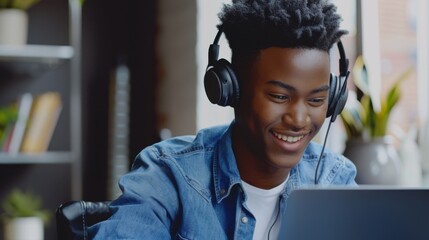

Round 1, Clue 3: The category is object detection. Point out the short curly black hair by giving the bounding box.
[218,0,347,59]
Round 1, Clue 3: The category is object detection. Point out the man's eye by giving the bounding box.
[308,98,326,105]
[310,98,324,103]
[269,94,290,102]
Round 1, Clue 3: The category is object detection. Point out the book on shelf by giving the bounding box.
[20,92,63,154]
[1,123,15,152]
[0,92,62,154]
[8,93,33,154]
[0,101,18,152]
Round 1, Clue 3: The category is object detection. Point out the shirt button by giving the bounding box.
[241,217,248,224]
[220,189,226,195]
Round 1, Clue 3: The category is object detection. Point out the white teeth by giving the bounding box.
[273,132,304,143]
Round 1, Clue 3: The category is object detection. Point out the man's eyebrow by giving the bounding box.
[310,85,330,94]
[266,80,330,94]
[267,80,296,92]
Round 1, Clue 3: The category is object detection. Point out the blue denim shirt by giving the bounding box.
[89,123,356,240]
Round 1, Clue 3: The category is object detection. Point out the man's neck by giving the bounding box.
[231,126,290,189]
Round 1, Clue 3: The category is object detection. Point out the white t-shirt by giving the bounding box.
[242,177,288,240]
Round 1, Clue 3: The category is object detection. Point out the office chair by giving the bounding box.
[56,201,112,240]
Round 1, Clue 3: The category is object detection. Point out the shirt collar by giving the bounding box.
[213,122,242,203]
[211,122,311,203]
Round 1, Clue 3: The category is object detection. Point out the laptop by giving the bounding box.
[278,187,429,240]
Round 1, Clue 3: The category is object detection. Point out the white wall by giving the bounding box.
[196,0,234,131]
[157,0,233,137]
[417,0,429,124]
[157,0,198,136]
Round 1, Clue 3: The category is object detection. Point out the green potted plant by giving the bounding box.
[0,0,41,45]
[1,188,50,240]
[340,56,413,140]
[340,55,413,185]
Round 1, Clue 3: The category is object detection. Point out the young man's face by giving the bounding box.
[233,47,330,180]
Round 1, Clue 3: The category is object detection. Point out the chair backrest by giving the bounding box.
[56,201,112,240]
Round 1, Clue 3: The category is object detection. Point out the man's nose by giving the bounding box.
[282,101,310,130]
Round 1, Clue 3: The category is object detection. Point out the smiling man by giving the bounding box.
[90,0,357,239]
[233,48,334,189]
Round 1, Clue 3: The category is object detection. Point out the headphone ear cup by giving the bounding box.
[331,77,348,122]
[327,74,348,122]
[326,40,349,121]
[326,73,338,118]
[222,59,240,106]
[204,58,239,107]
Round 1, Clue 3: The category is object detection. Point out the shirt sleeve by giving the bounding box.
[334,154,358,185]
[88,147,180,239]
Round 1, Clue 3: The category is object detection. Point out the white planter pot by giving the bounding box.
[4,217,44,240]
[0,9,28,45]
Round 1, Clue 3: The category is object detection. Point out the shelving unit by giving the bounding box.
[0,0,82,239]
[0,45,74,83]
[0,44,73,60]
[0,152,73,164]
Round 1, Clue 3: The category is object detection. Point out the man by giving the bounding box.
[90,0,356,239]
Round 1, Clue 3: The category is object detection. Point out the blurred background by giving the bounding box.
[0,0,428,239]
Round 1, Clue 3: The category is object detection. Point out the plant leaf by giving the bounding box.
[352,56,370,96]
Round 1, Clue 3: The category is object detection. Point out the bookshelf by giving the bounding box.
[0,45,74,78]
[0,44,73,60]
[0,0,81,239]
[0,152,73,164]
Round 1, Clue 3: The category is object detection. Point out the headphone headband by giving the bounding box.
[337,40,349,77]
[206,30,223,68]
[208,30,349,79]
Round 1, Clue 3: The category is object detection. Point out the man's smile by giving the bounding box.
[272,131,307,143]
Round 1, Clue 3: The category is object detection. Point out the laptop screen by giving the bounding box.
[278,187,429,240]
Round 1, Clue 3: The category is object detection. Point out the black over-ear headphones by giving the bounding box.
[204,29,350,122]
